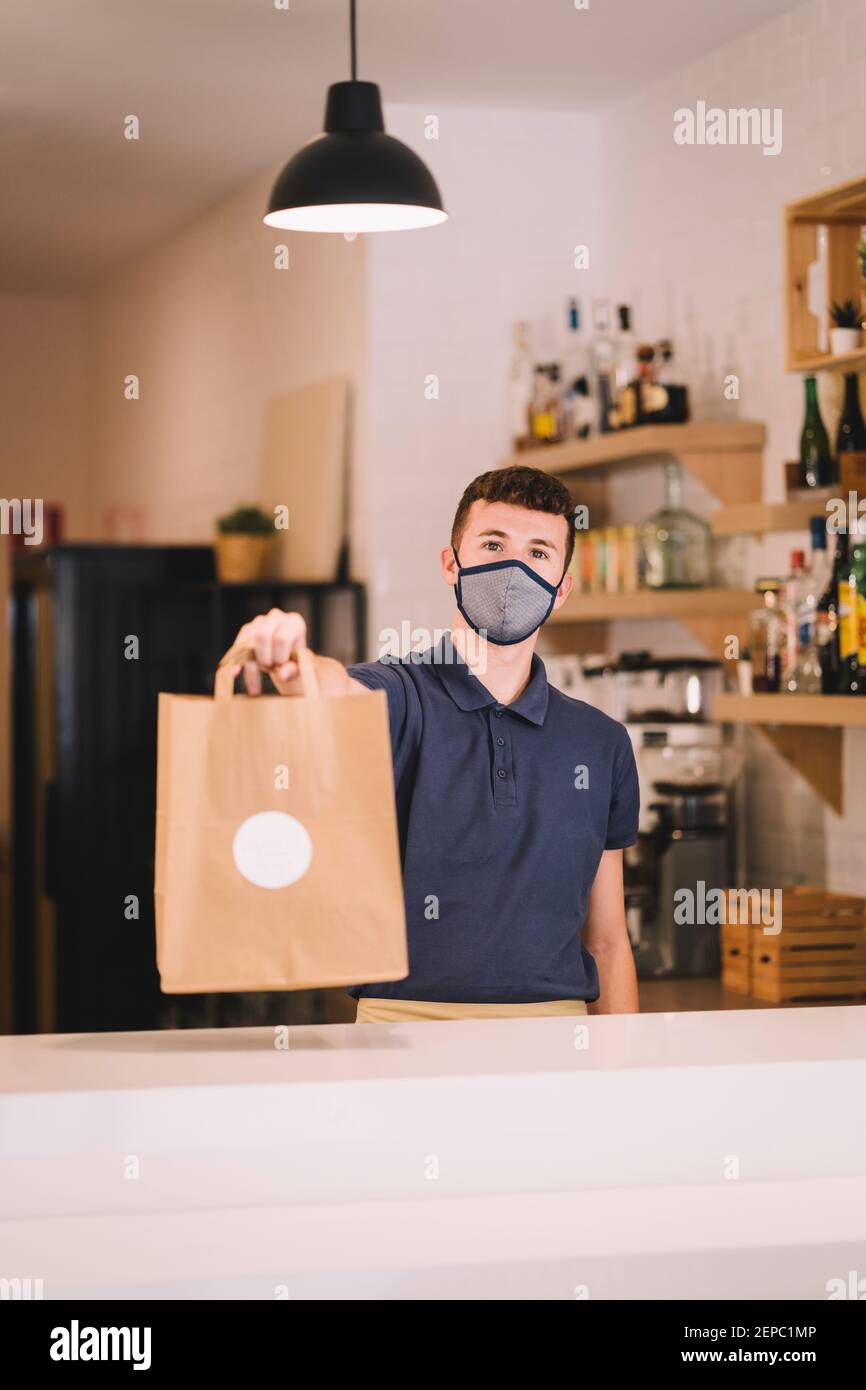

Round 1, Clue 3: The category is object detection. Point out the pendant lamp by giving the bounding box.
[264,0,447,234]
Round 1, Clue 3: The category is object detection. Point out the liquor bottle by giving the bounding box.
[590,300,616,434]
[799,375,836,488]
[750,580,786,693]
[529,364,562,445]
[781,549,807,682]
[558,300,593,439]
[837,517,866,694]
[509,321,533,450]
[652,339,690,423]
[784,545,823,694]
[817,525,847,694]
[561,298,588,389]
[835,372,866,455]
[808,514,832,597]
[638,461,710,589]
[617,344,657,428]
[564,375,594,439]
[613,305,637,425]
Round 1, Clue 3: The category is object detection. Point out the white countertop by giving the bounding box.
[3,1006,866,1299]
[4,1001,866,1093]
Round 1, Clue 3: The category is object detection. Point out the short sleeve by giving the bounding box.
[346,658,420,777]
[605,729,640,849]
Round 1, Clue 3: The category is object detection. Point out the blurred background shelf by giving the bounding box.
[714,692,866,728]
[713,692,866,814]
[711,495,832,536]
[504,422,766,504]
[550,588,757,623]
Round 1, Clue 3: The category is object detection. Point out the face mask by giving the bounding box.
[453,548,562,645]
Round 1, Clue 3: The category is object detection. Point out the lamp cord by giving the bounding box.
[350,0,357,80]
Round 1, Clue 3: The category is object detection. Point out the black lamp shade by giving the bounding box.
[264,82,447,233]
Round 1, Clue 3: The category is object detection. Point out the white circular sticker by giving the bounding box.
[232,811,313,889]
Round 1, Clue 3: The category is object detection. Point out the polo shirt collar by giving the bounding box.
[430,632,549,726]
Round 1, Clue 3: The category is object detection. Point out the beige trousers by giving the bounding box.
[355,997,589,1023]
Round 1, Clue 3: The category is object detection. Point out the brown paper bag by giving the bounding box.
[154,645,408,992]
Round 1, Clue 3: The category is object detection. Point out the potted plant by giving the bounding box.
[214,505,274,583]
[829,298,862,356]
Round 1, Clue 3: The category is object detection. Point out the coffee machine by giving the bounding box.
[564,652,744,979]
[623,723,742,977]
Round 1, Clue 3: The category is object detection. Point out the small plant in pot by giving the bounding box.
[829,298,862,356]
[214,505,274,583]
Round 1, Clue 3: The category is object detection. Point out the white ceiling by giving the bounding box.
[1,0,801,291]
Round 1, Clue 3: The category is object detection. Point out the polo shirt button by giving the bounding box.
[494,709,503,718]
[496,737,505,746]
[497,768,507,779]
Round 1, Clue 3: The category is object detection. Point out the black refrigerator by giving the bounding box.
[11,545,366,1034]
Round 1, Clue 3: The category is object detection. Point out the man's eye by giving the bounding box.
[531,549,549,561]
[483,541,502,551]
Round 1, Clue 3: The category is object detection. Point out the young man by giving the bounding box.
[229,465,640,1023]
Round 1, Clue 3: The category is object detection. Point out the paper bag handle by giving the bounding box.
[213,642,321,701]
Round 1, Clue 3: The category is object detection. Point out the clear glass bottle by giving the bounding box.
[787,518,831,694]
[590,299,616,434]
[784,543,822,695]
[750,580,786,693]
[782,548,807,680]
[638,461,710,589]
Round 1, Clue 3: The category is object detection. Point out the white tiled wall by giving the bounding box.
[599,0,866,892]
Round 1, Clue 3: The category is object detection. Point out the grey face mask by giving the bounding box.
[453,548,561,645]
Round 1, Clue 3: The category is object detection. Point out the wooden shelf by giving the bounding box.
[787,347,866,374]
[714,692,866,728]
[713,689,866,814]
[785,172,866,375]
[547,587,757,661]
[786,173,866,222]
[552,588,757,623]
[506,421,766,477]
[711,495,831,536]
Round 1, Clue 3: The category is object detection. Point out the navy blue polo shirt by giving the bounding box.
[347,633,639,1004]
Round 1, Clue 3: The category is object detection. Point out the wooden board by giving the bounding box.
[259,377,349,581]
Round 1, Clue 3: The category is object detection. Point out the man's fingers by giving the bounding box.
[243,661,262,696]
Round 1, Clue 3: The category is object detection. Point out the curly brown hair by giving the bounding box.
[451,465,574,575]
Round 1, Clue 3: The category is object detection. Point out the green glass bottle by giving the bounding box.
[836,373,866,454]
[799,375,836,488]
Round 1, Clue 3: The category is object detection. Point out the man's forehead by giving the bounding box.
[466,498,567,536]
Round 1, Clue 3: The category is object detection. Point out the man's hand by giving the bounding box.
[227,609,362,696]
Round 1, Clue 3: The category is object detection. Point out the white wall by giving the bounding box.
[363,103,603,652]
[87,170,368,564]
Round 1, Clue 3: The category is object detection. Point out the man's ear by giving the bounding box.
[440,545,459,588]
[553,571,573,610]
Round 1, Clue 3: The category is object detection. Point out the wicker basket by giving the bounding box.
[214,534,273,584]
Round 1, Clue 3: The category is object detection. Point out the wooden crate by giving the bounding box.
[722,887,866,1004]
[721,920,752,995]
